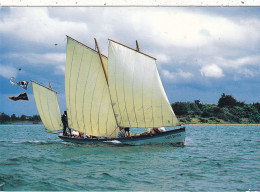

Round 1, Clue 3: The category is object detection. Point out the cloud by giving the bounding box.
[126,8,260,84]
[55,65,66,75]
[1,7,260,106]
[162,69,175,80]
[215,55,260,69]
[6,53,66,73]
[156,54,171,64]
[162,68,193,81]
[132,9,260,49]
[0,65,18,79]
[0,8,88,44]
[179,69,193,79]
[25,53,66,65]
[200,64,224,78]
[237,68,255,78]
[197,55,260,80]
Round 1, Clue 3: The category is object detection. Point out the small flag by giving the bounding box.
[17,81,29,90]
[10,77,29,90]
[10,77,17,85]
[8,92,29,101]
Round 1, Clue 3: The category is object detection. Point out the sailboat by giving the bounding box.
[31,36,186,145]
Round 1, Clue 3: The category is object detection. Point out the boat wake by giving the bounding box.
[1,140,62,145]
[103,140,122,144]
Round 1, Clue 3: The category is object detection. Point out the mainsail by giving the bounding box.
[31,80,63,131]
[108,40,180,128]
[65,37,118,138]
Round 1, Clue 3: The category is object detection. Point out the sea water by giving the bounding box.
[0,124,259,191]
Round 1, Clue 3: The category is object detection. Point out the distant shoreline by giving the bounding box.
[2,121,42,125]
[1,122,259,126]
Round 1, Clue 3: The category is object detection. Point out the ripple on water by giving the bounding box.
[0,124,260,191]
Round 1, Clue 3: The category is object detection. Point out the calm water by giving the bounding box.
[0,124,259,191]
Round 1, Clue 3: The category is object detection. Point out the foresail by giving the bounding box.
[108,40,180,128]
[65,37,118,138]
[31,80,63,131]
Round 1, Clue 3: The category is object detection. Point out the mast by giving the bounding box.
[94,38,108,82]
[94,38,120,128]
[136,40,140,52]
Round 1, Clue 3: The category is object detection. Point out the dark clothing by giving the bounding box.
[61,114,69,136]
[61,114,68,127]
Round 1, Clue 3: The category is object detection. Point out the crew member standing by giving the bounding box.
[61,111,69,136]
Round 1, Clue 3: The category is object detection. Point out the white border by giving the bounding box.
[1,0,260,6]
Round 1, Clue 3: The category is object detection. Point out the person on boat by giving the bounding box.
[141,127,166,135]
[151,128,160,134]
[158,127,166,132]
[125,128,131,137]
[61,111,69,136]
[117,127,131,138]
[78,131,84,138]
[145,128,152,134]
[139,128,151,136]
[72,130,79,138]
[151,127,166,134]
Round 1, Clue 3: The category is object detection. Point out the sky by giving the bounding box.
[0,7,260,116]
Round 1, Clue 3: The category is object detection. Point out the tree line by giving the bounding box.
[0,113,41,124]
[1,93,259,124]
[172,93,260,124]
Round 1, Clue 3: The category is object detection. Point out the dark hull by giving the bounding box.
[59,127,186,146]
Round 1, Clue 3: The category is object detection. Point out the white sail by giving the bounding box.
[65,37,118,138]
[31,80,63,131]
[108,40,180,128]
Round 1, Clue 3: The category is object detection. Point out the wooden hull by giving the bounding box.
[58,127,185,146]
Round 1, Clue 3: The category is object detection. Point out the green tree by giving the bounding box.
[194,99,203,109]
[218,93,238,108]
[32,115,41,122]
[11,114,17,121]
[253,102,260,113]
[20,115,26,121]
[172,102,202,116]
[172,102,189,115]
[0,112,10,124]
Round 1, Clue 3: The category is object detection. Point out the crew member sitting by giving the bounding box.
[117,127,131,138]
[78,131,84,138]
[145,128,152,134]
[139,128,152,136]
[151,128,160,134]
[151,127,166,134]
[141,127,166,135]
[72,130,79,138]
[158,127,166,132]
